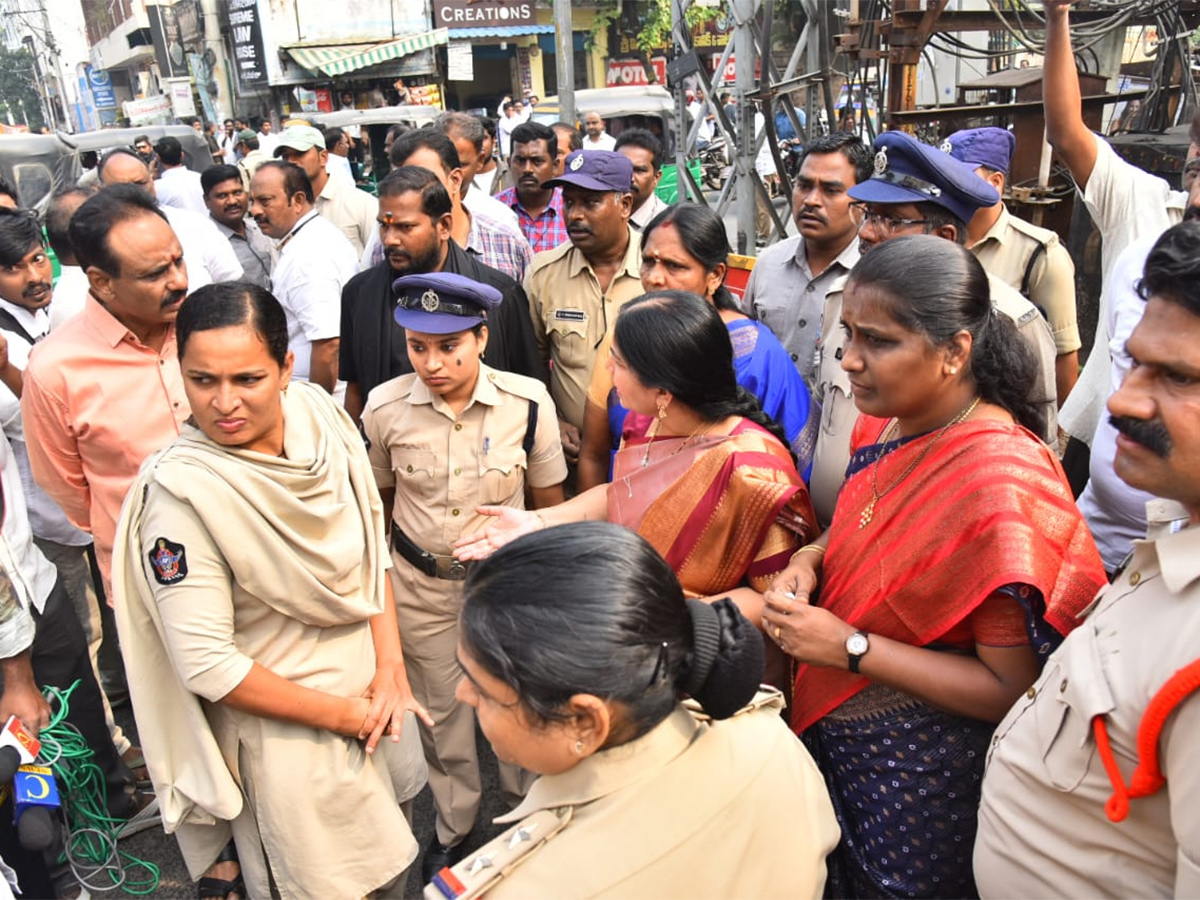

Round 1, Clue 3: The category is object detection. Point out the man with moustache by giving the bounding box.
[249,161,357,394]
[524,149,644,463]
[23,186,191,594]
[742,133,870,387]
[495,121,569,254]
[97,148,242,291]
[340,166,543,424]
[974,220,1200,899]
[615,128,668,231]
[201,164,273,290]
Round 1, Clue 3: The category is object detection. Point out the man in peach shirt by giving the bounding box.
[21,185,191,596]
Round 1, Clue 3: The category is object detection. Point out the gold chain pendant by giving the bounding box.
[859,498,876,529]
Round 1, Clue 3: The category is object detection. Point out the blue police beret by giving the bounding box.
[543,150,634,193]
[392,272,503,335]
[847,131,1000,224]
[942,127,1016,174]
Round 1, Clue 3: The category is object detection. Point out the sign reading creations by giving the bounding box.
[434,0,534,29]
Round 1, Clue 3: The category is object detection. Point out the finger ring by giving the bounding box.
[773,625,782,641]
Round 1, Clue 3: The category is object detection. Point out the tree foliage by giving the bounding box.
[0,46,46,130]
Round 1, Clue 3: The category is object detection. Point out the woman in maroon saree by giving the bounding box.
[762,238,1106,898]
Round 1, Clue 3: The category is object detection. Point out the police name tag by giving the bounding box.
[553,309,587,322]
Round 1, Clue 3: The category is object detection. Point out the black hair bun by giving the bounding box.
[684,597,764,719]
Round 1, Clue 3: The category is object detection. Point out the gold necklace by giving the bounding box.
[641,417,715,467]
[859,397,981,529]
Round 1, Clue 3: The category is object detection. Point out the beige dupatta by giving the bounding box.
[112,382,390,830]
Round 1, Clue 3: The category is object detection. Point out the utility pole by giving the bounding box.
[553,0,574,124]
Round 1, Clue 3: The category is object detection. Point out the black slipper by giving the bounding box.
[198,841,245,900]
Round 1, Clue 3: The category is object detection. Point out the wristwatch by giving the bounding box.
[845,630,870,673]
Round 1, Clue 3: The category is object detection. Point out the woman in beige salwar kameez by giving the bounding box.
[114,282,429,899]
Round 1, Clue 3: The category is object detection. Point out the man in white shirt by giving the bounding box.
[276,125,377,257]
[256,119,279,157]
[44,187,92,330]
[217,118,238,164]
[582,110,617,151]
[97,149,243,291]
[152,136,207,215]
[324,127,356,183]
[249,161,357,392]
[615,128,668,230]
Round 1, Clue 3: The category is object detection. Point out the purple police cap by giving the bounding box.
[543,150,634,193]
[847,131,1000,224]
[942,127,1016,174]
[392,272,502,335]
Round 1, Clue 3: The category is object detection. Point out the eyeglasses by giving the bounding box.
[851,202,928,234]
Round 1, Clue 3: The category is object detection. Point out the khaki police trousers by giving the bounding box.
[390,551,532,846]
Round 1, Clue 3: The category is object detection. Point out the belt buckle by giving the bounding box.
[437,556,467,581]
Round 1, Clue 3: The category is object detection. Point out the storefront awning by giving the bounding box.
[448,24,555,38]
[285,28,449,76]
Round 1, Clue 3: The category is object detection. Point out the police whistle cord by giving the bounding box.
[38,681,161,895]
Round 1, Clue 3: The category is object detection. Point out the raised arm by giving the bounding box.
[1043,0,1099,189]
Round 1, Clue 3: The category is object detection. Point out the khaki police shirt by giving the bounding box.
[970,204,1081,355]
[361,365,567,554]
[974,504,1200,899]
[808,272,1059,528]
[524,229,644,430]
[425,690,839,900]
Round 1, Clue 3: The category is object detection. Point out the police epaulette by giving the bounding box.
[423,807,573,900]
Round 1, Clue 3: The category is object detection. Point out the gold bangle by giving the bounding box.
[789,545,825,565]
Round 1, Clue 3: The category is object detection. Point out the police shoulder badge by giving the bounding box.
[873,147,888,176]
[149,537,188,586]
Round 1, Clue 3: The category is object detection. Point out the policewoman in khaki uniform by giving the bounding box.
[362,271,567,881]
[426,522,838,900]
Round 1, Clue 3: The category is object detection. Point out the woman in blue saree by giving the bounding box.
[577,203,816,490]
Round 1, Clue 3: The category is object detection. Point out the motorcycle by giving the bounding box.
[698,137,729,191]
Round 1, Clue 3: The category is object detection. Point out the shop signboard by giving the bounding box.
[447,41,473,82]
[433,0,533,30]
[147,5,191,79]
[605,57,667,87]
[124,94,173,125]
[86,66,117,108]
[229,0,268,89]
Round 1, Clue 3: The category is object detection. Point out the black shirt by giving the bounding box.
[340,239,547,403]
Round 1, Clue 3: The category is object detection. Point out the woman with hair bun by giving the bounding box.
[431,522,838,899]
[762,237,1106,898]
[454,290,817,627]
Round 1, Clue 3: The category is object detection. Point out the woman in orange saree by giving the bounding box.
[762,238,1106,898]
[455,290,816,620]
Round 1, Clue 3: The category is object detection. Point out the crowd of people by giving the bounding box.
[0,1,1197,895]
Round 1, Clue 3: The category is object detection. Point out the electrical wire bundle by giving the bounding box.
[36,682,160,895]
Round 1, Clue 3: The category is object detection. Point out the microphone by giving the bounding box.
[0,745,21,783]
[0,716,40,768]
[13,764,62,851]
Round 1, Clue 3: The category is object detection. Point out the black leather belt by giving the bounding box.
[391,521,468,581]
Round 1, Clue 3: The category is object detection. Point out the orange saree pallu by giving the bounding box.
[608,418,816,598]
[792,417,1106,734]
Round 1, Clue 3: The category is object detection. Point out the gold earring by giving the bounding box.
[656,402,668,420]
[574,740,584,754]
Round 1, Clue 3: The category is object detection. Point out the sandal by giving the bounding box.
[198,841,246,900]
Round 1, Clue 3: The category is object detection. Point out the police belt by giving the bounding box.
[390,521,468,581]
